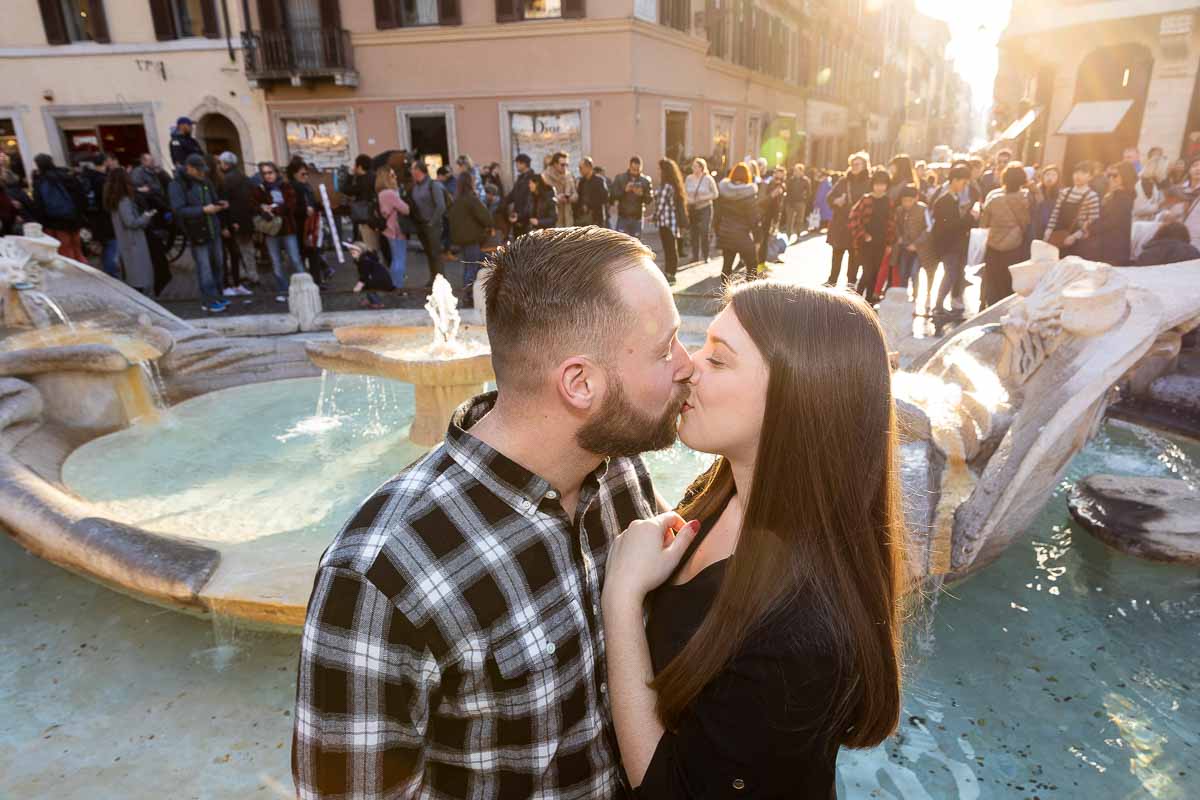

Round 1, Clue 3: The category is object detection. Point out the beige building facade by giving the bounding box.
[995,1,1200,170]
[1,0,271,171]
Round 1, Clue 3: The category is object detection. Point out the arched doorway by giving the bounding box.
[1063,43,1153,170]
[197,113,242,163]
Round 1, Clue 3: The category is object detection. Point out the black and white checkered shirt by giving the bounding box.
[293,392,657,799]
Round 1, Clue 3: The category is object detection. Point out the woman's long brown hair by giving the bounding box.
[650,281,908,748]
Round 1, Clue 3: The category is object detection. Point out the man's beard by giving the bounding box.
[575,373,688,457]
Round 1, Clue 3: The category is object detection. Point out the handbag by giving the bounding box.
[253,213,283,237]
[1047,229,1071,250]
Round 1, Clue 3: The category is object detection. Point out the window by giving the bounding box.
[375,0,461,28]
[284,117,352,172]
[149,0,219,40]
[508,109,583,170]
[495,0,584,22]
[38,0,110,44]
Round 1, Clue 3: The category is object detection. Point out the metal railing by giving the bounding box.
[242,27,355,82]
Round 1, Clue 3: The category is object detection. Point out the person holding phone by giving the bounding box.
[169,154,229,312]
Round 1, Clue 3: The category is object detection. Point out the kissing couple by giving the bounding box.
[293,227,908,799]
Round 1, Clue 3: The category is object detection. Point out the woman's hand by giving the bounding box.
[603,512,700,606]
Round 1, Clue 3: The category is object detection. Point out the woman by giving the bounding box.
[1029,165,1060,244]
[253,161,305,303]
[685,158,718,264]
[1044,161,1100,255]
[604,281,907,799]
[287,159,326,289]
[715,162,759,281]
[979,163,1031,308]
[886,154,919,203]
[826,152,871,286]
[375,167,411,294]
[1166,158,1187,191]
[448,171,493,307]
[102,167,156,294]
[1134,155,1167,221]
[527,174,559,231]
[654,158,689,284]
[1080,161,1135,265]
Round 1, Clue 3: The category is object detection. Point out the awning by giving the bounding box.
[1057,100,1134,135]
[998,107,1040,141]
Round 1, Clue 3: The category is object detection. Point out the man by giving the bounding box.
[409,159,447,288]
[346,153,381,253]
[980,149,1011,196]
[169,116,204,170]
[784,163,811,241]
[168,153,228,312]
[131,153,170,198]
[31,153,87,261]
[542,150,577,228]
[757,166,787,266]
[576,155,610,228]
[217,151,258,292]
[502,153,536,238]
[609,156,652,237]
[293,226,692,799]
[79,152,120,278]
[931,164,977,315]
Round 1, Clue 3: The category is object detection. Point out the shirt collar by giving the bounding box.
[445,392,610,517]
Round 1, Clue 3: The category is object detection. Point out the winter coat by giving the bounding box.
[33,168,86,231]
[610,171,653,220]
[530,183,558,230]
[111,196,154,290]
[1030,186,1059,243]
[410,176,447,227]
[848,193,896,250]
[980,189,1031,252]
[785,175,811,208]
[542,167,576,227]
[502,168,536,223]
[715,179,758,246]
[168,173,222,245]
[378,188,410,241]
[449,191,494,246]
[80,167,114,241]
[889,201,932,268]
[575,173,610,226]
[219,167,256,232]
[1079,189,1133,266]
[758,181,786,236]
[931,189,973,256]
[1134,237,1200,266]
[251,179,300,237]
[814,178,833,222]
[826,170,870,250]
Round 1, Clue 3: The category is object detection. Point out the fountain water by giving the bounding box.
[304,274,493,446]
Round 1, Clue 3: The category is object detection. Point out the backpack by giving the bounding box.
[38,175,80,223]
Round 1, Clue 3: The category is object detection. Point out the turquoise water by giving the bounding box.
[58,375,1200,798]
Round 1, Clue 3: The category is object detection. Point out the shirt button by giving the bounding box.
[732,778,745,790]
[520,498,532,509]
[592,603,599,615]
[545,489,559,500]
[600,682,608,694]
[545,642,556,655]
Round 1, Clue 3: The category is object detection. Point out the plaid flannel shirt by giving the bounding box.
[653,184,680,237]
[293,392,658,799]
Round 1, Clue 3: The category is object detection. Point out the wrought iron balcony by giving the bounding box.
[241,27,357,88]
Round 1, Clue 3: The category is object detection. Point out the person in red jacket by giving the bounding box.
[848,169,896,303]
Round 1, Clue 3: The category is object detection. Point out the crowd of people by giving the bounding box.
[4,119,1200,315]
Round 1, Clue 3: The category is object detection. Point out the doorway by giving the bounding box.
[665,109,689,165]
[59,120,148,166]
[197,112,243,163]
[407,114,450,171]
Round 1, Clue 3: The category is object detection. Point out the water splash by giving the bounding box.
[25,290,73,329]
[138,361,168,415]
[424,274,464,357]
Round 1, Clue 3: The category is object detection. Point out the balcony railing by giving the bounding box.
[242,27,357,88]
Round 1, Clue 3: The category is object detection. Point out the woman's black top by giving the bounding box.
[639,504,842,799]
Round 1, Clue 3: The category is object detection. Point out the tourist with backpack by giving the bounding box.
[79,154,120,278]
[32,153,87,261]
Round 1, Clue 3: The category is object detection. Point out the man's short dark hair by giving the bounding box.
[949,165,971,181]
[411,160,427,175]
[354,154,372,171]
[514,153,532,166]
[629,155,643,166]
[483,228,652,391]
[436,165,450,177]
[1002,163,1026,192]
[870,168,890,187]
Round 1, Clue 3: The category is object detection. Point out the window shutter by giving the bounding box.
[495,0,518,23]
[200,0,221,38]
[561,0,585,18]
[438,0,461,25]
[319,0,342,26]
[89,0,112,43]
[373,0,396,29]
[148,0,177,39]
[37,0,69,44]
[258,0,284,30]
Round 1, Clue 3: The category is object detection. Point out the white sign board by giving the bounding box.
[1056,100,1134,135]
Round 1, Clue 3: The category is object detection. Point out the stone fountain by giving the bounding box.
[304,275,493,447]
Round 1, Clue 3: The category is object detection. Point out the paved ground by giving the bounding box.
[154,228,981,326]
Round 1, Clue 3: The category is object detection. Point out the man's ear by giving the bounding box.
[556,355,603,412]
